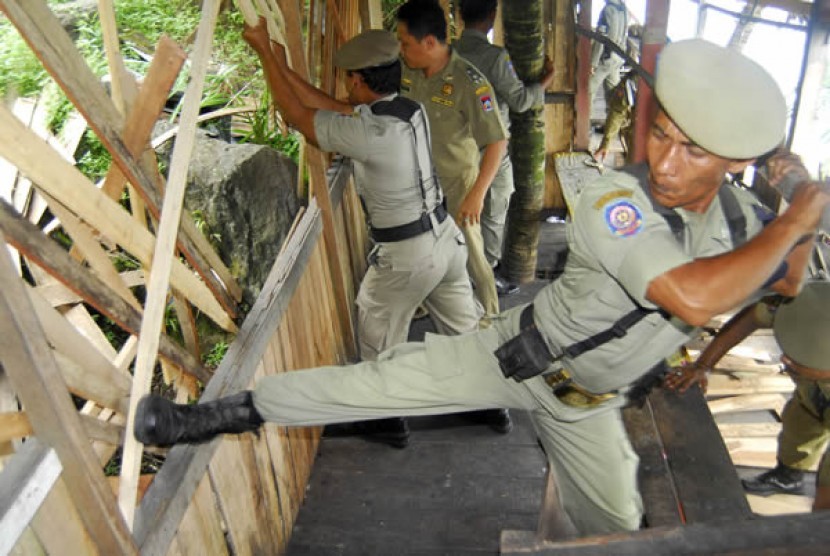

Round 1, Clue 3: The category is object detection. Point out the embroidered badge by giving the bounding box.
[442,83,454,96]
[431,96,454,107]
[475,85,490,95]
[479,95,494,112]
[604,200,643,237]
[592,189,633,210]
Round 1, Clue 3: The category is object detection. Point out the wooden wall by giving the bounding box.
[0,0,372,553]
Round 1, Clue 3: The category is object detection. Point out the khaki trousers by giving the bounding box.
[779,377,830,486]
[481,155,514,267]
[253,305,642,535]
[356,218,481,361]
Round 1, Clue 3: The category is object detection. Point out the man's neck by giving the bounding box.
[466,21,492,35]
[422,44,451,78]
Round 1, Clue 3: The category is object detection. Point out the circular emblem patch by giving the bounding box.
[604,200,643,237]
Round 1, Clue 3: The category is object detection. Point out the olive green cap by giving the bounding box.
[333,30,400,71]
[655,39,786,160]
[774,281,830,372]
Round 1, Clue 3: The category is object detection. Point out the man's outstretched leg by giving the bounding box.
[134,391,264,446]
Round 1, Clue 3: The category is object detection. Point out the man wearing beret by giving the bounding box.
[239,24,482,447]
[134,39,830,535]
[666,280,830,513]
[455,0,555,296]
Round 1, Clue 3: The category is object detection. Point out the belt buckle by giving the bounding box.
[544,369,572,392]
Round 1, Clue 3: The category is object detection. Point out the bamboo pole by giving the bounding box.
[119,0,222,528]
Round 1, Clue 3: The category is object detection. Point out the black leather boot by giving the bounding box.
[134,391,264,446]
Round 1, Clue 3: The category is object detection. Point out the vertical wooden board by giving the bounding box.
[543,103,571,210]
[278,320,305,507]
[208,434,279,556]
[30,475,98,556]
[172,472,228,556]
[250,361,289,553]
[9,526,46,556]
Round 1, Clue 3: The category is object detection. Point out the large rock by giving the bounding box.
[157,128,301,310]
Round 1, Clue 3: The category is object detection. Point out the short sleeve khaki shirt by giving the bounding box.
[533,164,766,393]
[401,49,507,181]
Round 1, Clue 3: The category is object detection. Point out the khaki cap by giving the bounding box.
[655,39,786,160]
[333,30,400,71]
[774,281,830,372]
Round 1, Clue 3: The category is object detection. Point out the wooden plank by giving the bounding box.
[209,435,281,555]
[648,388,753,523]
[0,230,137,554]
[748,493,812,516]
[706,373,795,396]
[119,0,222,527]
[0,105,235,331]
[0,410,123,446]
[171,474,229,556]
[717,422,781,438]
[708,393,788,415]
[27,286,132,412]
[2,0,241,313]
[0,440,62,555]
[0,199,210,383]
[622,401,684,528]
[40,190,143,311]
[97,0,137,114]
[500,511,830,555]
[30,475,99,556]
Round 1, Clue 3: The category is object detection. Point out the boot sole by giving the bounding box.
[134,395,168,446]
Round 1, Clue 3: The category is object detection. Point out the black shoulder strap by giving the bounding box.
[718,184,747,247]
[370,96,421,123]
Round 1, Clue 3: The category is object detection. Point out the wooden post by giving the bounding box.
[574,0,592,151]
[630,0,668,163]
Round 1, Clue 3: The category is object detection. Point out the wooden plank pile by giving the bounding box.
[0,0,374,553]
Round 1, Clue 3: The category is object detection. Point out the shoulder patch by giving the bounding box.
[603,199,643,237]
[479,95,494,112]
[592,189,633,210]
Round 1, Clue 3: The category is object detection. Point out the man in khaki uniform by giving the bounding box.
[239,25,481,446]
[396,0,508,319]
[135,40,830,535]
[455,0,555,295]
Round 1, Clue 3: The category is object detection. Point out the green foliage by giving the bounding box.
[76,130,113,183]
[203,340,229,368]
[192,209,222,249]
[237,93,301,163]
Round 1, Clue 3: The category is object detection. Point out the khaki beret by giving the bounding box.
[333,30,400,71]
[774,281,830,372]
[655,39,786,160]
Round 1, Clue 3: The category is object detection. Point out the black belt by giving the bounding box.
[370,201,448,243]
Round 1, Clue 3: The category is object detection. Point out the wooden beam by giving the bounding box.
[708,393,788,415]
[499,511,830,555]
[706,373,795,396]
[631,0,669,163]
[0,440,62,555]
[0,198,211,383]
[0,105,235,331]
[119,0,222,528]
[648,388,752,523]
[0,0,241,314]
[573,0,591,151]
[0,229,137,554]
[0,411,124,446]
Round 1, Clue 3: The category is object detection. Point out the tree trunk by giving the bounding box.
[502,0,546,284]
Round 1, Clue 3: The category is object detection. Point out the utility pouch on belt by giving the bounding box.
[495,305,557,382]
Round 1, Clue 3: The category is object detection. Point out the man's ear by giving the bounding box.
[728,158,756,175]
[422,35,437,50]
